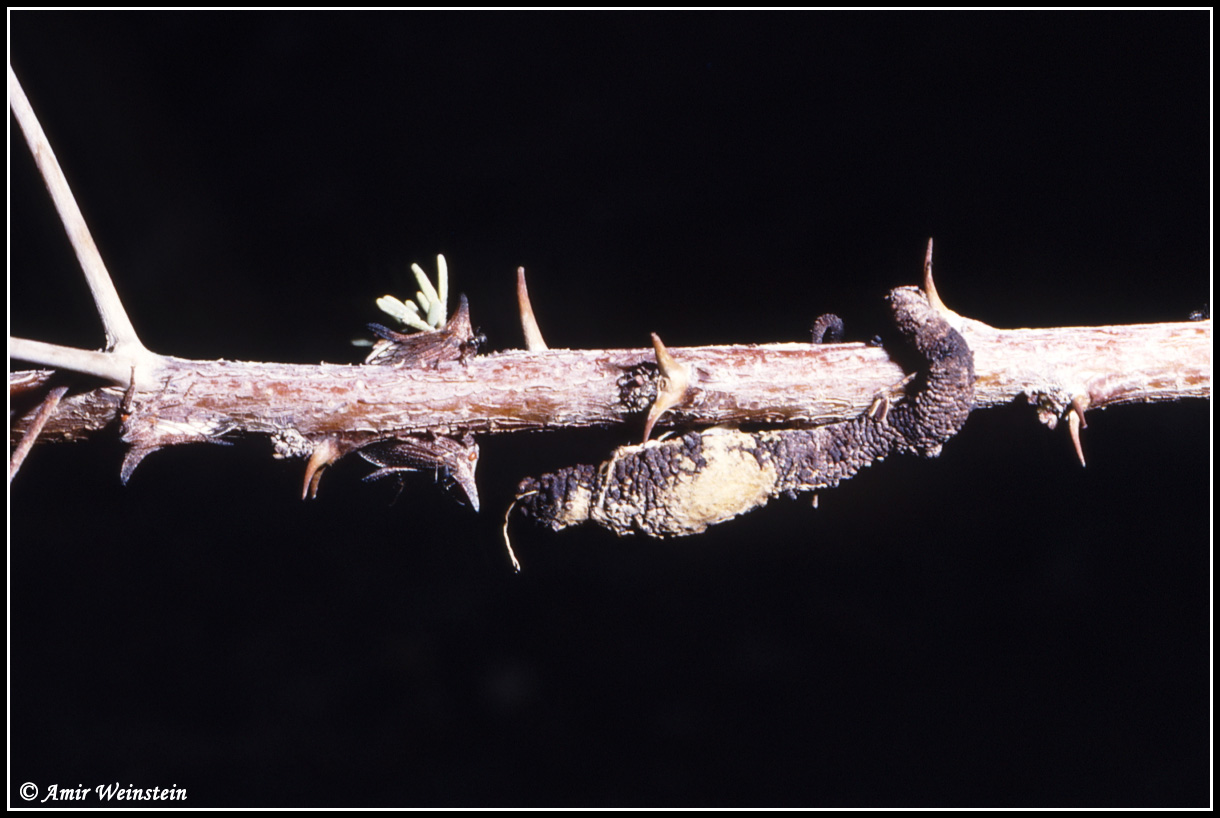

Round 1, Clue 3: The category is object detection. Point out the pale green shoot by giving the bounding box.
[377,254,450,332]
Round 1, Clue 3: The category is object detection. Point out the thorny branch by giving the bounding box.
[9,318,1212,447]
[7,65,1213,546]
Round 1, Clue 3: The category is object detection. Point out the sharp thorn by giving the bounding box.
[1067,395,1089,467]
[516,266,549,351]
[923,237,949,315]
[655,332,694,381]
[1067,407,1086,467]
[642,333,692,442]
[302,438,342,500]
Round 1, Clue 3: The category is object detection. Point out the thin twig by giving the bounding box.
[9,385,69,483]
[8,65,152,364]
[8,336,147,384]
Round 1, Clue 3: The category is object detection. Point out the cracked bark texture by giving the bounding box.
[516,286,975,536]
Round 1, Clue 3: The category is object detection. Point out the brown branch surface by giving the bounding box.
[10,319,1212,459]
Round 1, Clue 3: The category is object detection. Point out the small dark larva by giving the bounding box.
[811,313,846,344]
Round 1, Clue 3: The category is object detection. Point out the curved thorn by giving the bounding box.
[516,266,549,351]
[923,237,948,315]
[642,333,691,442]
[302,438,342,500]
[1067,395,1089,467]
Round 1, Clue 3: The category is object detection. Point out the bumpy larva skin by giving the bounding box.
[516,287,975,537]
[811,313,846,344]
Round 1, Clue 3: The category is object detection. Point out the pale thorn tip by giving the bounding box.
[1067,395,1089,467]
[923,237,949,316]
[302,438,342,500]
[516,266,549,351]
[651,332,684,376]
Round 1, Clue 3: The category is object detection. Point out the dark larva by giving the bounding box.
[811,313,846,344]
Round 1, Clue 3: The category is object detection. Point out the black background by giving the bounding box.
[9,12,1210,807]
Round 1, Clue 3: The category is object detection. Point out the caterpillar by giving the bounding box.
[514,286,974,537]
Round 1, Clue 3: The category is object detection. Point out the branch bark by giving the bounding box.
[9,314,1211,449]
